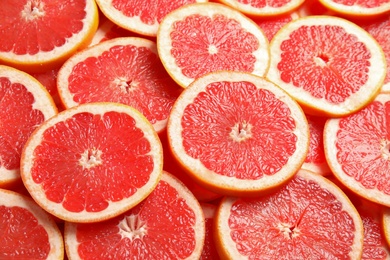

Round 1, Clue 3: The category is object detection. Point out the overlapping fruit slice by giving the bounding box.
[0,188,64,259]
[21,102,163,223]
[64,172,205,259]
[215,169,364,259]
[157,2,270,88]
[218,0,305,16]
[319,0,390,17]
[0,65,57,187]
[168,71,309,196]
[324,93,390,207]
[0,0,99,73]
[57,37,182,133]
[267,15,386,117]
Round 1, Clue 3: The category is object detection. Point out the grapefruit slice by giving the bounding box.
[95,0,207,37]
[267,15,386,117]
[157,2,270,88]
[64,171,205,259]
[217,0,305,17]
[21,102,163,223]
[356,14,390,93]
[324,93,390,207]
[0,65,57,188]
[319,0,390,17]
[167,71,309,196]
[57,37,182,134]
[0,0,99,73]
[200,203,220,260]
[214,169,364,259]
[301,114,331,175]
[0,188,64,259]
[89,19,137,47]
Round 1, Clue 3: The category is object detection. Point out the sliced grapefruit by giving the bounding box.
[214,169,364,259]
[168,71,309,196]
[21,102,163,223]
[57,37,182,134]
[301,114,331,175]
[64,171,205,259]
[217,0,305,17]
[319,0,390,17]
[267,15,386,117]
[0,188,64,259]
[89,19,137,47]
[157,2,270,88]
[0,0,99,73]
[0,65,57,188]
[200,203,220,260]
[324,93,390,207]
[95,0,207,37]
[356,14,390,93]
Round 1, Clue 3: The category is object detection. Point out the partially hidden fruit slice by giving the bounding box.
[215,169,364,259]
[200,203,220,260]
[0,188,64,259]
[384,208,390,248]
[95,0,207,37]
[356,14,390,93]
[301,114,331,175]
[319,0,390,17]
[0,0,99,73]
[267,15,386,117]
[168,71,309,196]
[157,2,270,88]
[0,65,57,188]
[64,171,205,259]
[324,93,390,207]
[57,37,182,134]
[88,19,137,47]
[218,0,305,17]
[21,102,163,223]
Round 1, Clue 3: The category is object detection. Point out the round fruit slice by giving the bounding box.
[301,114,331,175]
[168,71,309,196]
[157,2,270,88]
[384,208,390,248]
[21,102,163,223]
[95,0,207,37]
[0,0,99,73]
[0,188,64,259]
[267,15,386,117]
[319,0,390,17]
[356,14,390,93]
[57,37,182,134]
[215,169,364,259]
[64,171,205,259]
[0,65,57,188]
[324,93,390,207]
[218,0,305,17]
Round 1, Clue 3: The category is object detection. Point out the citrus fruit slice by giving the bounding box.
[200,203,220,260]
[297,0,335,16]
[301,114,331,175]
[267,15,386,117]
[324,93,390,207]
[0,65,57,188]
[89,19,137,47]
[384,208,390,248]
[356,14,390,93]
[0,188,64,259]
[57,37,182,134]
[95,0,207,37]
[217,0,305,17]
[157,2,270,88]
[0,0,99,73]
[21,102,163,223]
[64,171,205,259]
[319,0,390,17]
[252,11,299,41]
[214,169,364,259]
[168,71,309,196]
